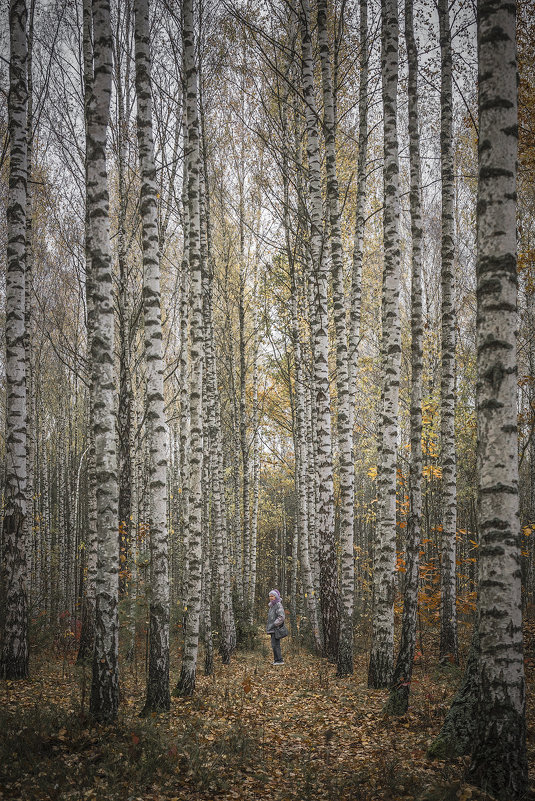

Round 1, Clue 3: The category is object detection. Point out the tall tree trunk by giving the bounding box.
[249,266,259,624]
[77,0,98,664]
[298,0,338,661]
[316,0,354,675]
[290,256,322,652]
[178,120,191,608]
[349,0,368,435]
[116,0,133,600]
[24,0,35,620]
[466,1,527,796]
[238,195,251,622]
[205,264,233,662]
[126,385,139,664]
[88,0,119,722]
[201,441,213,676]
[230,339,244,606]
[1,0,29,681]
[175,0,204,697]
[348,2,368,598]
[368,0,401,689]
[198,57,235,659]
[385,0,423,714]
[250,330,259,624]
[135,0,170,714]
[528,288,535,605]
[438,0,458,665]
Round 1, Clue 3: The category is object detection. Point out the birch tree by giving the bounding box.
[348,0,368,435]
[368,0,401,689]
[116,0,133,599]
[466,0,527,795]
[1,0,29,681]
[135,0,170,713]
[200,136,234,664]
[88,0,119,722]
[385,0,423,714]
[24,0,35,610]
[298,0,339,661]
[77,0,98,665]
[175,0,204,696]
[315,0,354,675]
[438,0,459,665]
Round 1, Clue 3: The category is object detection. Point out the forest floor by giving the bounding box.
[0,619,534,801]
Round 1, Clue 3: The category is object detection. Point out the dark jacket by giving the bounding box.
[266,601,285,634]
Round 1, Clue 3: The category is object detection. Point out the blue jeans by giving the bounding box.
[270,633,282,663]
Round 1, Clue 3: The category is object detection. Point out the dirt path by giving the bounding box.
[0,637,533,801]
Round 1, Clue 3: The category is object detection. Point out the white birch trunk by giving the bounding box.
[77,0,97,664]
[179,257,191,605]
[294,120,319,597]
[1,0,29,681]
[290,262,321,651]
[175,0,203,696]
[438,0,458,665]
[24,0,35,616]
[298,0,338,660]
[250,320,259,624]
[116,14,132,600]
[348,0,368,436]
[230,343,244,605]
[135,0,170,713]
[88,0,119,722]
[205,266,233,662]
[528,289,535,604]
[238,200,251,620]
[467,2,527,795]
[316,0,355,675]
[385,0,423,714]
[178,104,191,606]
[126,386,139,664]
[368,0,401,689]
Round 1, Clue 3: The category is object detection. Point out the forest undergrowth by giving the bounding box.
[1,617,534,801]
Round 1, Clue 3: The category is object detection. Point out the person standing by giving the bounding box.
[266,589,286,665]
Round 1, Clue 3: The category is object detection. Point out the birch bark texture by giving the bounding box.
[134,0,170,714]
[1,0,28,681]
[199,87,234,658]
[289,258,321,652]
[175,0,204,697]
[385,0,423,714]
[438,0,458,665]
[298,0,338,661]
[88,0,119,722]
[316,0,355,677]
[368,0,401,689]
[23,0,35,618]
[116,0,133,600]
[467,1,528,796]
[348,0,368,435]
[77,0,98,665]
